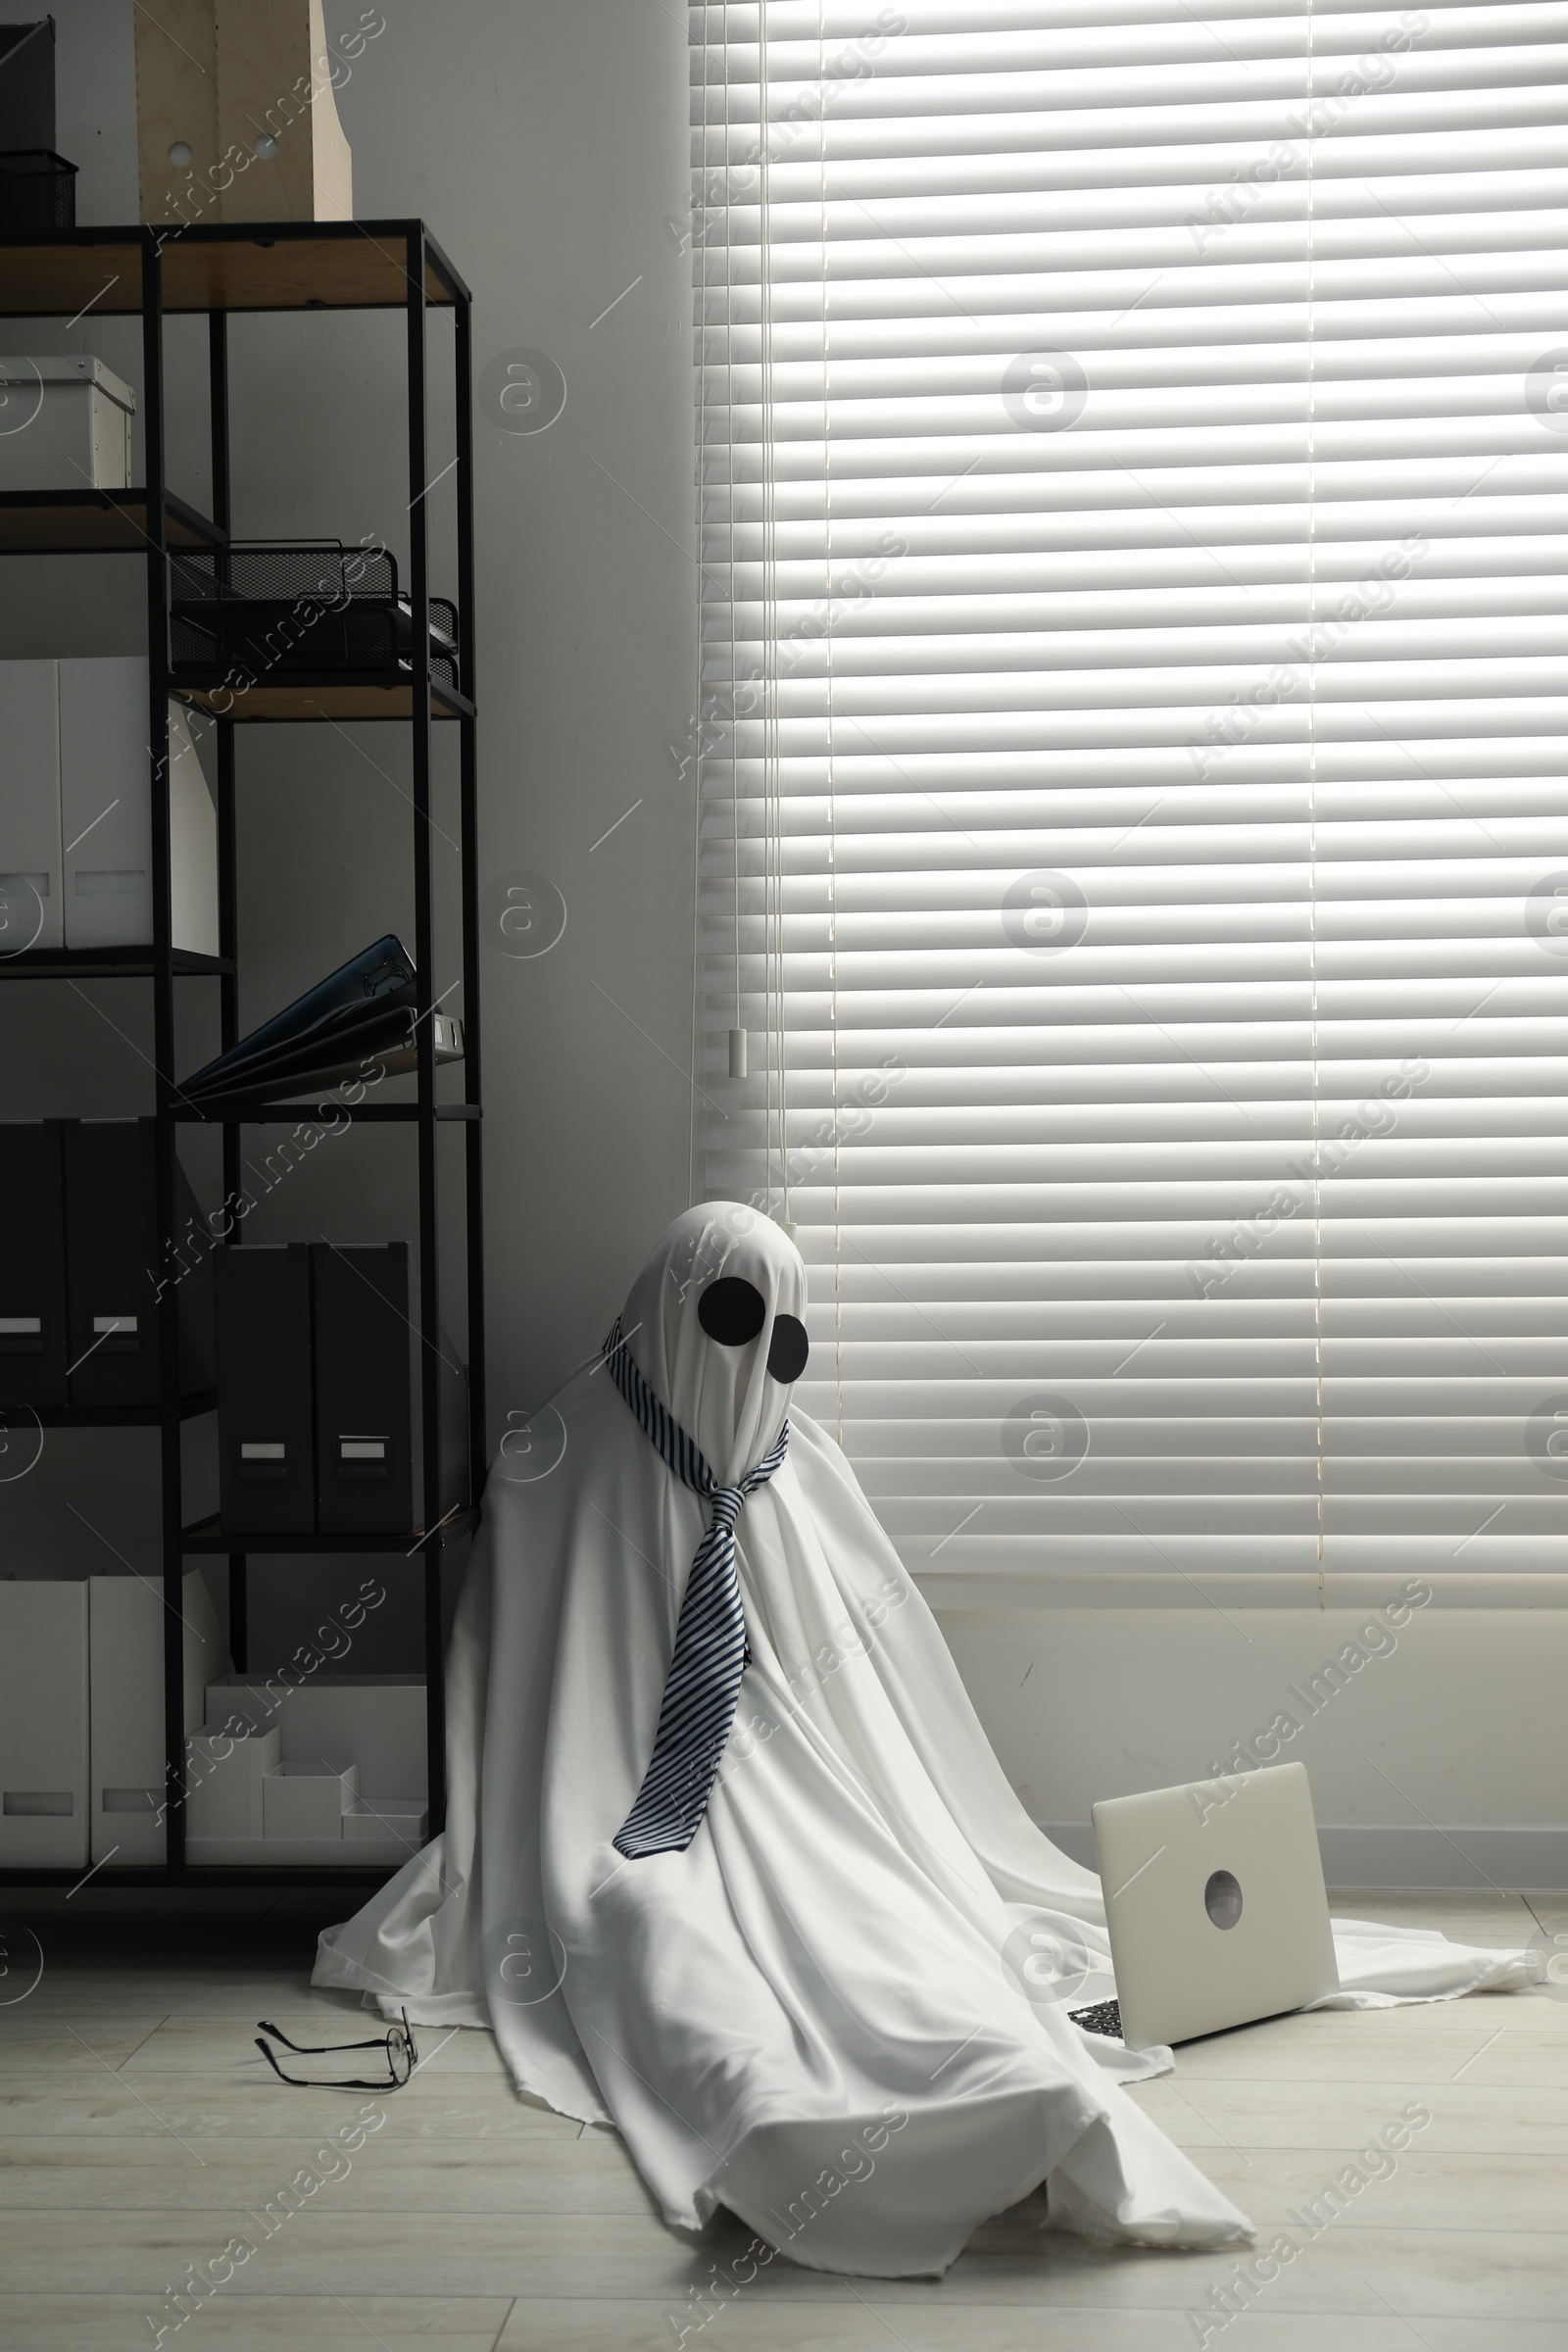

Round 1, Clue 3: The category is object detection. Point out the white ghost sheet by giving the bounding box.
[315,1202,1542,2278]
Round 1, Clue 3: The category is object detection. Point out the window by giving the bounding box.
[689,1,1568,1592]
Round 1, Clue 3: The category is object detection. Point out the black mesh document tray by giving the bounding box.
[0,150,77,231]
[170,541,460,691]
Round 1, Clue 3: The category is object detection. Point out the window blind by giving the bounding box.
[688,0,1568,1587]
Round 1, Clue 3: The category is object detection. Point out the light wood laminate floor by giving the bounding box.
[0,1888,1561,2351]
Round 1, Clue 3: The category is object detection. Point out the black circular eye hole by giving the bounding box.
[697,1276,765,1346]
[766,1313,808,1384]
[1204,1869,1243,1931]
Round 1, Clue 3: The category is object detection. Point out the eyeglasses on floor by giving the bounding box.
[255,2007,418,2090]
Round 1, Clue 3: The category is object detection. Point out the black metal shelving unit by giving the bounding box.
[0,220,485,1890]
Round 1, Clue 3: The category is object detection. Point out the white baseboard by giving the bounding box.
[1039,1819,1568,1892]
[923,1572,1568,1609]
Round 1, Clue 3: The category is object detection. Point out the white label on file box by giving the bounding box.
[75,870,147,896]
[93,1315,136,1334]
[0,885,46,956]
[340,1438,387,1460]
[0,1319,41,1335]
[241,1443,285,1460]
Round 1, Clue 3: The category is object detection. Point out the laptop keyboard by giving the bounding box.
[1068,1998,1123,2040]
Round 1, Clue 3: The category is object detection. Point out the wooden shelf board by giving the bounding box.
[0,946,231,977]
[33,1391,218,1428]
[0,489,223,554]
[181,1506,478,1554]
[172,674,471,722]
[171,1100,478,1124]
[0,221,466,317]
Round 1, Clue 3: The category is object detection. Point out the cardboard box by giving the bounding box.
[0,356,134,491]
[134,0,353,227]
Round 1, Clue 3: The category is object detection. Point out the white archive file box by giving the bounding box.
[167,702,220,956]
[0,658,63,953]
[0,357,136,492]
[59,660,219,955]
[0,1580,89,1868]
[88,1570,231,1865]
[184,1723,280,1841]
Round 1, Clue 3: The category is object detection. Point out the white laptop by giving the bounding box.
[1091,1759,1340,2048]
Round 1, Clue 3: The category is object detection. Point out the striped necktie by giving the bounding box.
[601,1317,789,1858]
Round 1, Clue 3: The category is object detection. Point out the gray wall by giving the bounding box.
[943,1602,1568,1884]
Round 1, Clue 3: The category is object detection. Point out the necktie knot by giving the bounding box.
[710,1484,746,1532]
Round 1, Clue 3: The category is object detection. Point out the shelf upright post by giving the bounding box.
[207,305,245,1671]
[454,281,485,1509]
[142,228,184,1873]
[208,310,231,534]
[407,224,447,1837]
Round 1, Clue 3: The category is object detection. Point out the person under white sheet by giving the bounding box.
[314,1200,1541,2278]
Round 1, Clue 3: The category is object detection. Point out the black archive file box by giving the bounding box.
[216,1244,317,1536]
[0,1119,69,1406]
[311,1243,415,1535]
[62,1120,216,1408]
[0,20,58,153]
